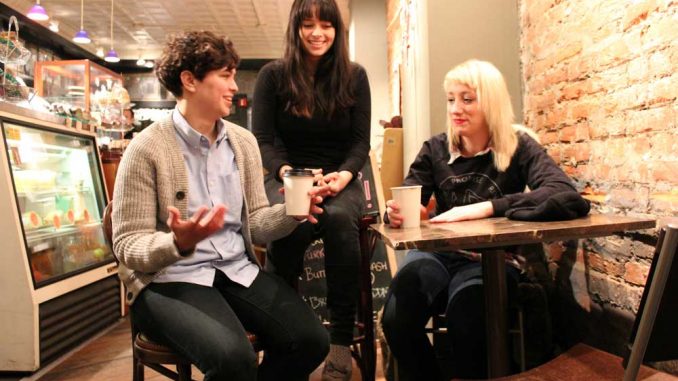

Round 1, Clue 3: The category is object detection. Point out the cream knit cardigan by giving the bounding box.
[111,116,299,304]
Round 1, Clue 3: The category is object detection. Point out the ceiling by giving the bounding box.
[3,0,350,60]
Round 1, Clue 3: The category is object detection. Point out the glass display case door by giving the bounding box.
[1,120,112,287]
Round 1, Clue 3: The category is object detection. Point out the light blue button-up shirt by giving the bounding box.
[153,109,259,287]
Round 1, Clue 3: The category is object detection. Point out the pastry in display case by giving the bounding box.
[0,104,121,371]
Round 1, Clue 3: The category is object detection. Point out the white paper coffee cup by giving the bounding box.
[391,185,422,228]
[283,169,315,216]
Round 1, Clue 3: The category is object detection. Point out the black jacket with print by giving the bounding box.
[403,131,576,217]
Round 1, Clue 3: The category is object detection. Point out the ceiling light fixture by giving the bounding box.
[144,61,154,68]
[104,0,120,63]
[27,0,49,21]
[48,20,59,32]
[136,58,146,66]
[73,0,91,44]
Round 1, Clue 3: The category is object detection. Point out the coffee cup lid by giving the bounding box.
[283,168,314,177]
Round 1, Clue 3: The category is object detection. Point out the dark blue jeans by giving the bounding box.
[264,174,364,345]
[381,250,519,380]
[132,269,329,381]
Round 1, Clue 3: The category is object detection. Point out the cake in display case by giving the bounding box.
[0,104,121,371]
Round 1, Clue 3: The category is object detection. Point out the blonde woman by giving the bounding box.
[381,59,576,380]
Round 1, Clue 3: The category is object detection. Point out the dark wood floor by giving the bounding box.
[17,317,386,381]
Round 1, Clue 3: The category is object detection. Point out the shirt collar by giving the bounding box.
[447,136,494,165]
[172,108,228,149]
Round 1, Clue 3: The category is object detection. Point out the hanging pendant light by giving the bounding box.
[104,0,120,63]
[27,0,49,21]
[73,0,91,44]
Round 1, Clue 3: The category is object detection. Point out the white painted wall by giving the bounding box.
[348,0,390,160]
[426,0,522,136]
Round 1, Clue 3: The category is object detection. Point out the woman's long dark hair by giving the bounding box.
[281,0,354,119]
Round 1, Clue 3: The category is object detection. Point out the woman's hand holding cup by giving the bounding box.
[385,199,404,228]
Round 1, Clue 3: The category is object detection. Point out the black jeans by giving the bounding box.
[381,250,519,380]
[264,174,364,345]
[132,270,329,381]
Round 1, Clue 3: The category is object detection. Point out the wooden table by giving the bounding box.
[370,214,656,378]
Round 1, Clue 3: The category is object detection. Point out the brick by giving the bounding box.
[587,252,625,277]
[544,66,569,86]
[620,165,651,186]
[633,137,651,155]
[646,74,677,106]
[575,123,591,142]
[545,107,567,128]
[574,164,590,180]
[570,100,598,121]
[608,188,642,209]
[624,261,650,286]
[554,42,583,63]
[649,193,678,215]
[560,80,590,101]
[605,139,630,166]
[540,131,559,145]
[633,238,659,260]
[626,107,675,134]
[564,164,577,176]
[560,125,576,142]
[548,146,562,162]
[652,160,678,183]
[564,142,591,163]
[648,50,673,79]
[588,271,643,310]
[595,64,630,93]
[644,13,678,50]
[622,26,644,53]
[592,163,613,181]
[627,56,649,84]
[609,83,648,111]
[622,0,656,31]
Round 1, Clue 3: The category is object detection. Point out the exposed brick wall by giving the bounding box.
[520,0,677,365]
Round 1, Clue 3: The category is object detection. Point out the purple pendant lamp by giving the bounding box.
[73,0,91,44]
[104,0,120,63]
[27,1,49,21]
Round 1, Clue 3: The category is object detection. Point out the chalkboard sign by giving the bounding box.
[299,152,393,321]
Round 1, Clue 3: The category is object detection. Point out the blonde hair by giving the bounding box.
[444,59,518,171]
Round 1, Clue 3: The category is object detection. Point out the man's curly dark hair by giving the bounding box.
[155,31,240,97]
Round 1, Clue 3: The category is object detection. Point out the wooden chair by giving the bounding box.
[352,215,379,381]
[103,203,261,381]
[495,222,678,381]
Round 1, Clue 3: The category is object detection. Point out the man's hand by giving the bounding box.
[167,204,228,252]
[429,201,493,223]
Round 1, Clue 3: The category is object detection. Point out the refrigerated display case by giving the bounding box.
[0,103,121,371]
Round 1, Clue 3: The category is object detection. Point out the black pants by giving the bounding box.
[381,250,519,380]
[132,270,329,381]
[265,174,364,345]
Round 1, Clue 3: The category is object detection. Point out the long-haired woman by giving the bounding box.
[381,59,577,380]
[252,0,371,380]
